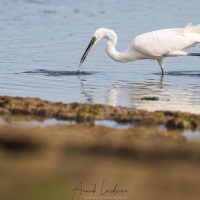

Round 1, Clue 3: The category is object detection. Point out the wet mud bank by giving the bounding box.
[0,95,200,157]
[0,96,200,199]
[0,95,199,130]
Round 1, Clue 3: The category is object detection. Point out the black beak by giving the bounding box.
[80,36,96,66]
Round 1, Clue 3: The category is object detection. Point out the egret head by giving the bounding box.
[79,28,111,66]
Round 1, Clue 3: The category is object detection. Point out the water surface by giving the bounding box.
[0,0,200,114]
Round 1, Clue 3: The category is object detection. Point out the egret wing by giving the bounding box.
[132,28,198,57]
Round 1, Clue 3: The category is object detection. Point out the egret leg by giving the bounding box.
[166,51,200,57]
[157,59,165,76]
[188,53,200,56]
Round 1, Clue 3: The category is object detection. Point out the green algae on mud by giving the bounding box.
[141,96,159,101]
[0,96,199,130]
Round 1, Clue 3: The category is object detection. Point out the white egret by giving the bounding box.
[80,23,200,75]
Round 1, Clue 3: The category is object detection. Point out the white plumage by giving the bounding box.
[80,23,200,75]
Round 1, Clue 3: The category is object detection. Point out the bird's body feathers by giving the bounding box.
[131,23,200,59]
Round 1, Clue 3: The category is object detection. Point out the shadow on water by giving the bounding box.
[155,71,200,77]
[23,69,96,76]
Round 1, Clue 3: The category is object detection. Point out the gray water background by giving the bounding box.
[0,0,200,113]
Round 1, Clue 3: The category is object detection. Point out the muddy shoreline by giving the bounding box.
[0,96,199,129]
[0,96,200,200]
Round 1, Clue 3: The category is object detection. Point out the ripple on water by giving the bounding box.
[23,69,96,76]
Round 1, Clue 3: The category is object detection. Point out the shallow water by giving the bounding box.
[0,118,71,127]
[183,130,200,142]
[95,120,132,129]
[0,0,200,114]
